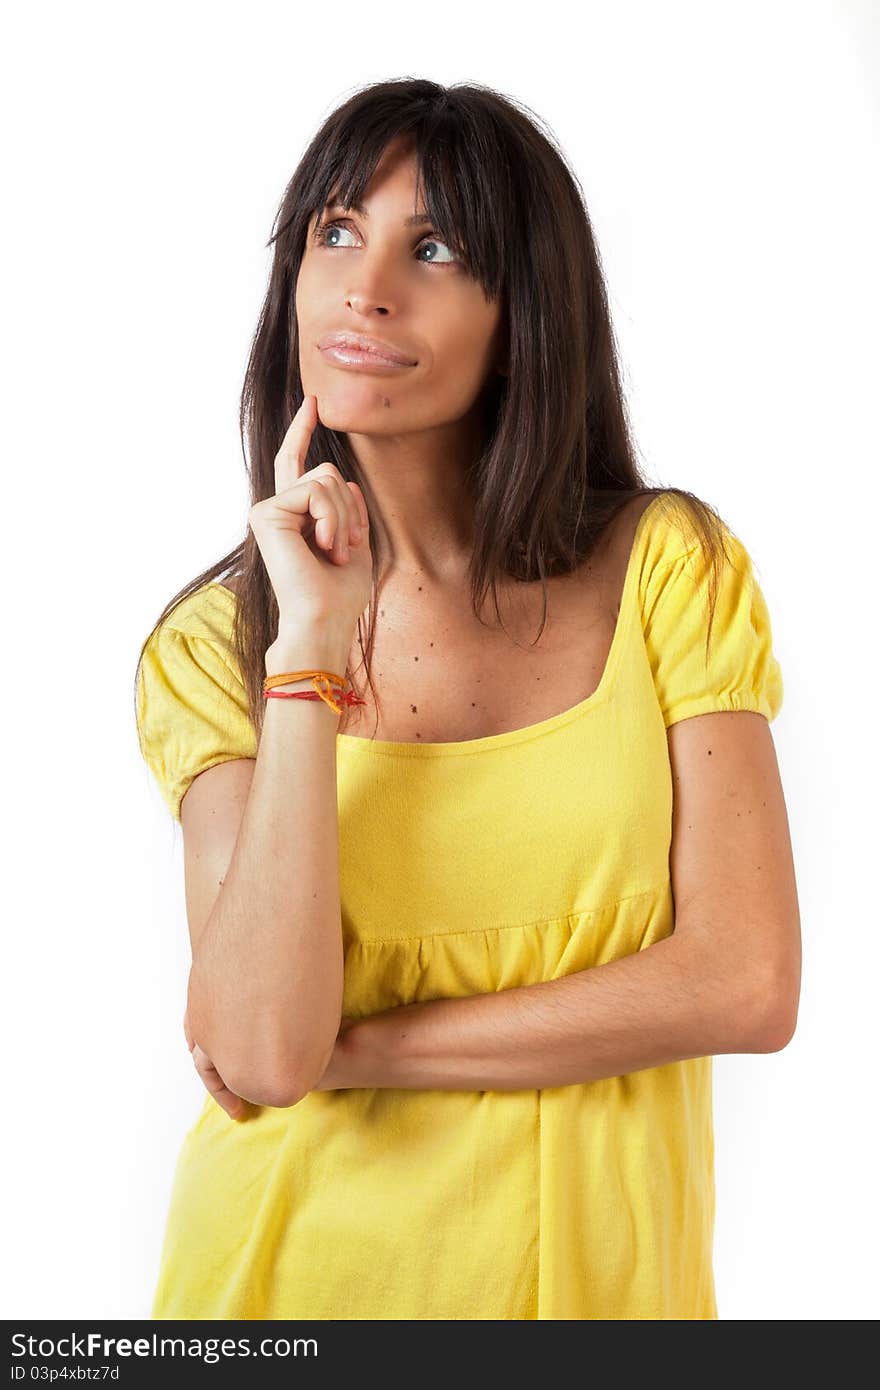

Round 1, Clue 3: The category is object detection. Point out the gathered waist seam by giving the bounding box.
[350,881,671,946]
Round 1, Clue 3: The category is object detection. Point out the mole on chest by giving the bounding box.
[342,581,618,744]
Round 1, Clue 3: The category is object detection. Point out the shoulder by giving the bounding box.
[597,491,769,642]
[592,491,704,594]
[135,580,255,821]
[631,494,784,725]
[137,581,246,726]
[593,489,702,554]
[145,580,238,657]
[607,493,664,560]
[625,490,753,590]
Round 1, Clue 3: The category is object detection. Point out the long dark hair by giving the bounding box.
[134,77,732,746]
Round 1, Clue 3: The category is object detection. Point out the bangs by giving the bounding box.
[308,111,510,300]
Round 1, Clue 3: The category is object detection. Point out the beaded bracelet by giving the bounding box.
[263,668,367,717]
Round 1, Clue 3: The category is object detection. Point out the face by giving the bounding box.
[296,135,505,436]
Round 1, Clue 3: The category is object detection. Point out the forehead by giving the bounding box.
[321,140,428,219]
[319,193,433,227]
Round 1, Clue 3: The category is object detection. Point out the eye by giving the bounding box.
[312,219,357,249]
[312,218,458,265]
[415,238,456,265]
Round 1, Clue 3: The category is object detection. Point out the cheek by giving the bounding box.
[430,327,497,396]
[433,296,499,362]
[294,259,324,317]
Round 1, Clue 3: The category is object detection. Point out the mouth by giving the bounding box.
[317,332,417,369]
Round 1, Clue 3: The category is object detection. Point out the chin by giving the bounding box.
[314,383,401,428]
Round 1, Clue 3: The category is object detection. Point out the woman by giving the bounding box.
[134,78,801,1320]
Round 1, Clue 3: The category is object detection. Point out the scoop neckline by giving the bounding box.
[208,494,663,758]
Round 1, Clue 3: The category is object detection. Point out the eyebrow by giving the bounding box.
[322,198,433,227]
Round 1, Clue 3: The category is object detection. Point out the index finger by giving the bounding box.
[274,394,318,496]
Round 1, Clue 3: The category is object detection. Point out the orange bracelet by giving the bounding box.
[263,668,366,716]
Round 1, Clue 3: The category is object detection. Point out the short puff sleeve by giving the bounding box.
[641,511,784,728]
[136,597,257,821]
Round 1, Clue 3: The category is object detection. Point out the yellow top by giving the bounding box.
[135,493,783,1320]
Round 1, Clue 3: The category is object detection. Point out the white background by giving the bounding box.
[3,0,877,1321]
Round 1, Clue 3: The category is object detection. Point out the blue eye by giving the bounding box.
[312,220,355,249]
[416,239,456,264]
[312,219,458,265]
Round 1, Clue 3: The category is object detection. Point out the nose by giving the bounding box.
[342,250,407,318]
[345,292,392,317]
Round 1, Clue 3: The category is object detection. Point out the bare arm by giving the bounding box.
[186,620,351,1110]
[317,928,787,1094]
[316,709,801,1092]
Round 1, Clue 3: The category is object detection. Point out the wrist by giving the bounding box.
[265,629,351,681]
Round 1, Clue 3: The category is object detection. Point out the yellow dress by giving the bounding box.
[135,493,783,1320]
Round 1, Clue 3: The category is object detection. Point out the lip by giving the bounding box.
[317,331,417,368]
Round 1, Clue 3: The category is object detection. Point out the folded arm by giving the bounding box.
[317,711,801,1093]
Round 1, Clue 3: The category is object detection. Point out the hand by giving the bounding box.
[248,394,372,633]
[183,1005,249,1122]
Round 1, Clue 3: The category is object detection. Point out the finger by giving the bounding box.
[197,1068,247,1120]
[192,1044,248,1121]
[347,481,369,534]
[264,472,339,549]
[302,478,344,551]
[313,476,361,560]
[307,463,363,543]
[273,395,318,497]
[305,477,355,558]
[339,480,365,545]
